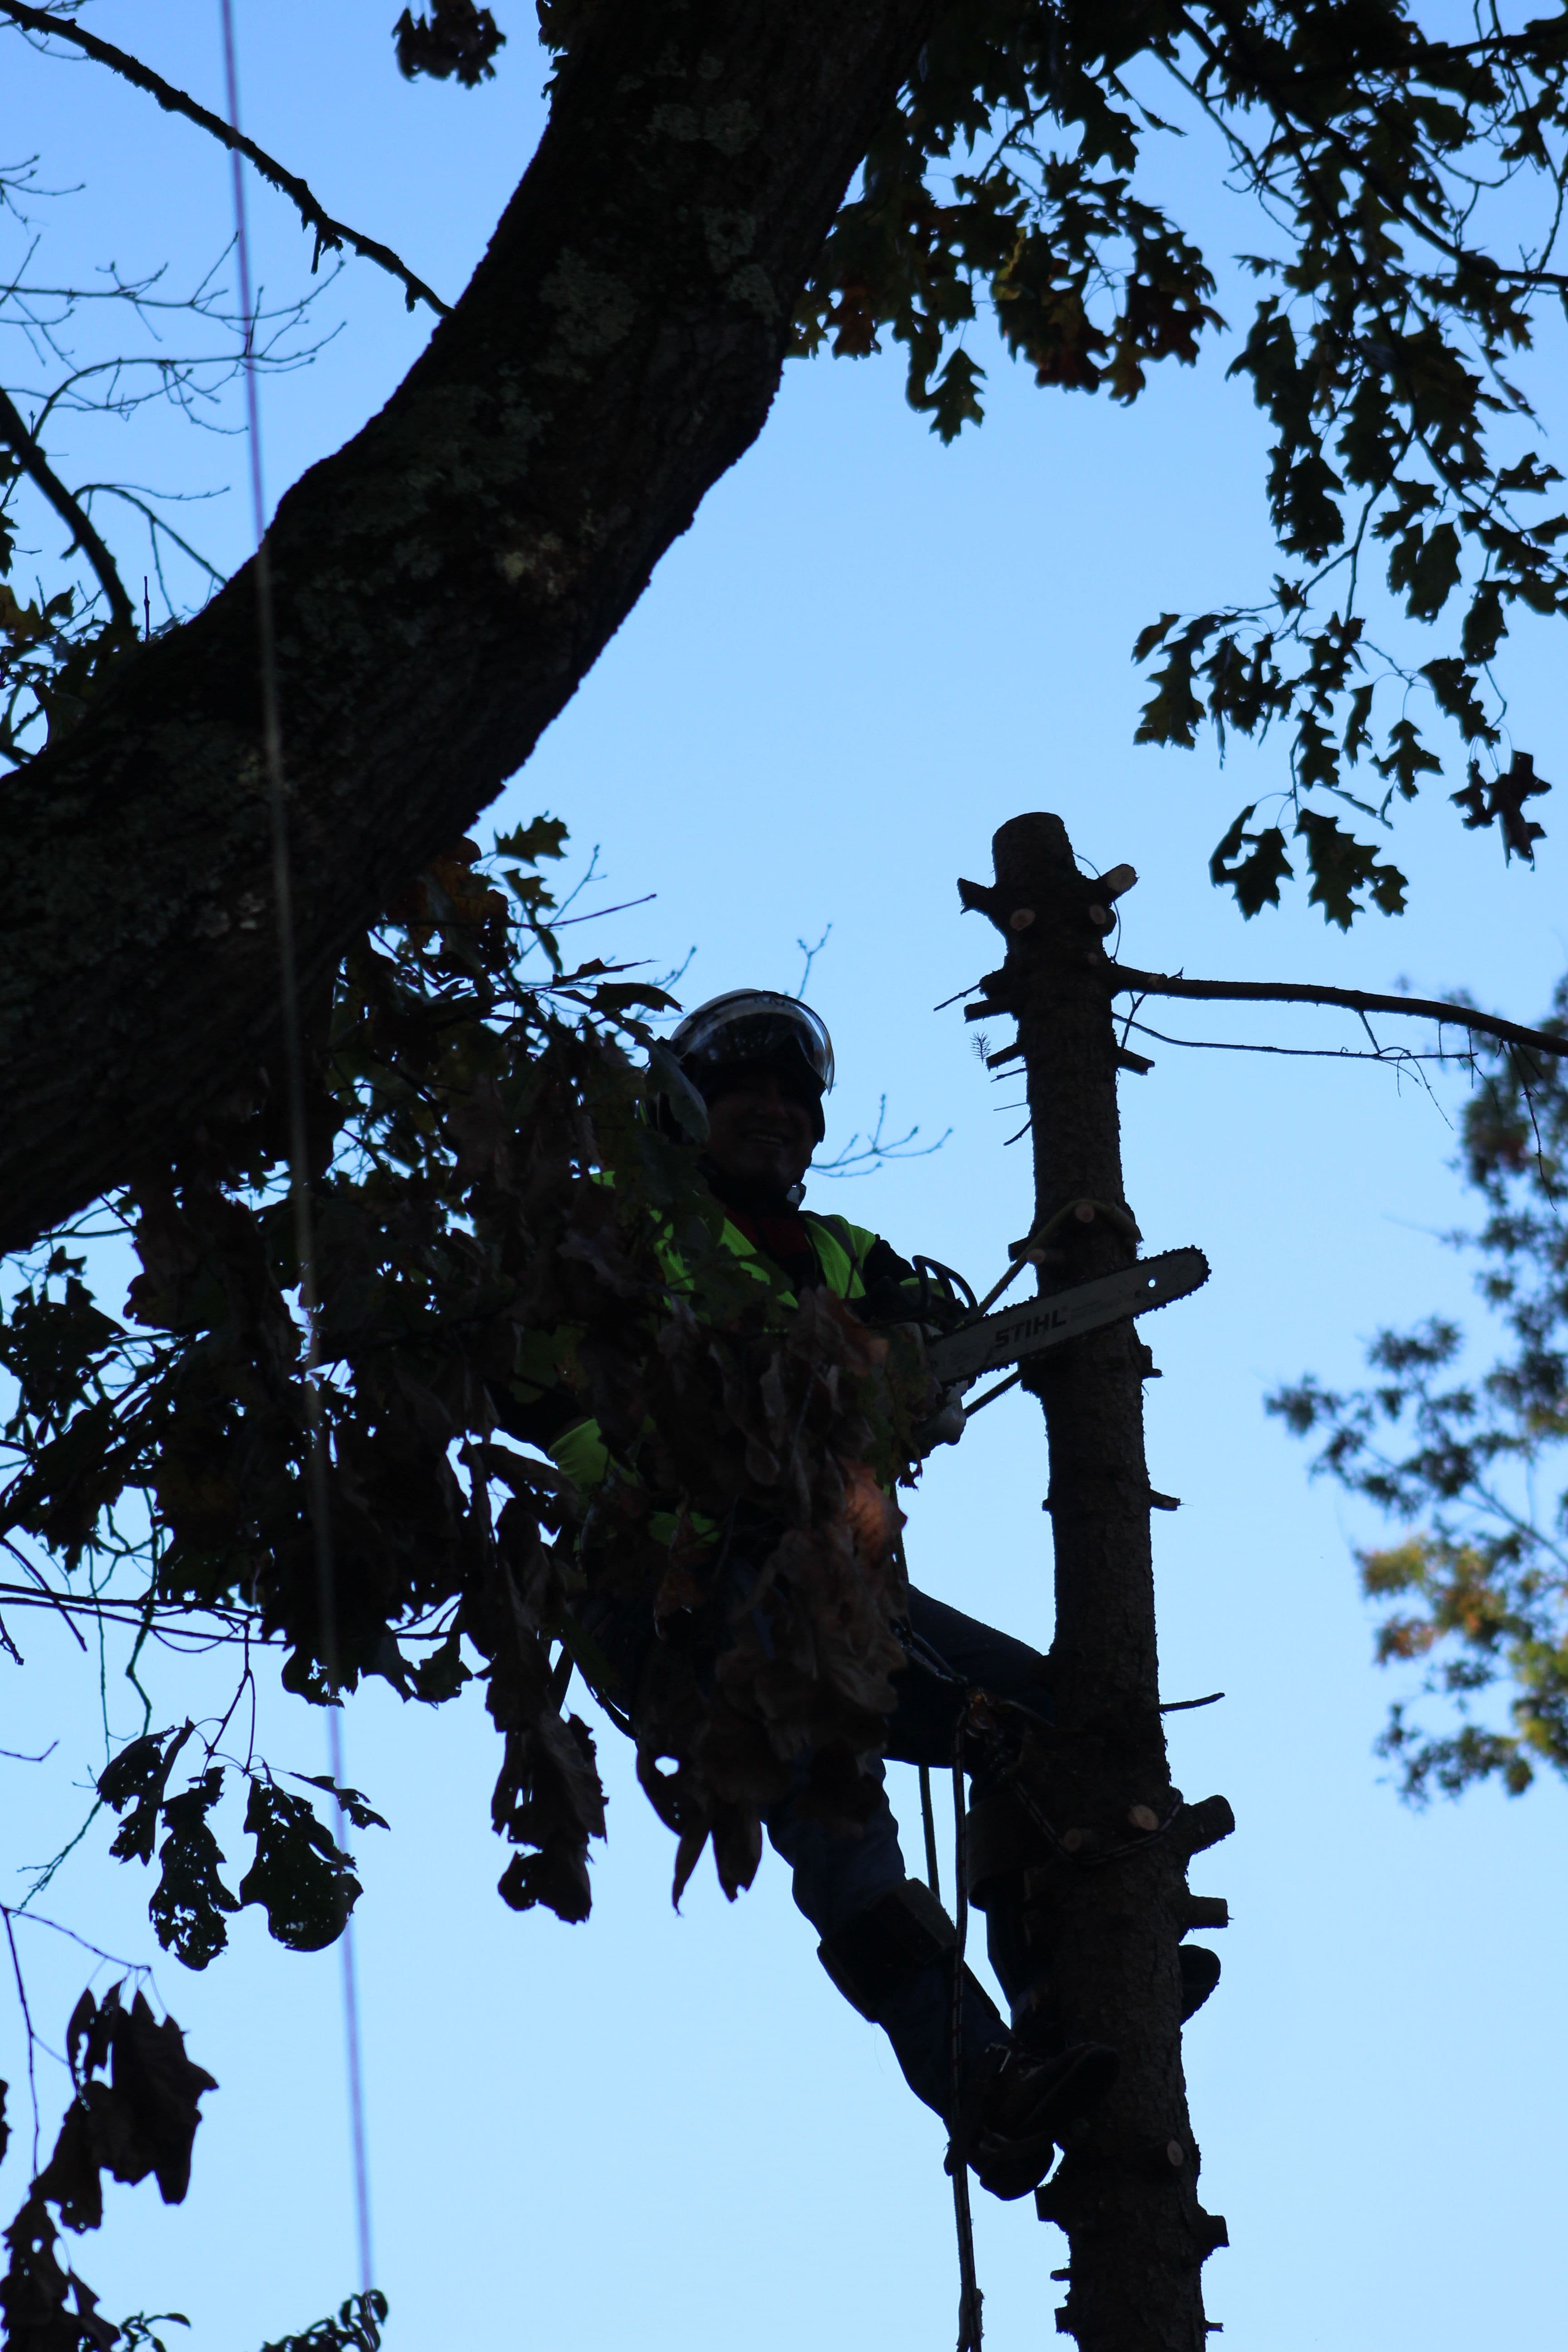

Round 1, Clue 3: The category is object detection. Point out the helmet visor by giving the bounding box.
[670,991,835,1096]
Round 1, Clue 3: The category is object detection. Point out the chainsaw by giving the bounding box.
[915,1245,1209,1448]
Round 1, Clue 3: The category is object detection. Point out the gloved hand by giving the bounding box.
[913,1383,967,1455]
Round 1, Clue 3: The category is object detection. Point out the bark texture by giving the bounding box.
[963,814,1231,2352]
[0,0,932,1252]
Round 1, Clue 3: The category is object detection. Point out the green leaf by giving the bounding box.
[150,1770,241,1970]
[1372,717,1443,799]
[1294,706,1339,793]
[407,1630,472,1703]
[99,1724,192,1867]
[492,816,568,867]
[1294,808,1408,927]
[292,1774,390,1833]
[1421,657,1497,745]
[119,2316,192,2352]
[1132,612,1179,663]
[1450,751,1550,860]
[923,346,985,442]
[1495,453,1563,494]
[239,1778,361,1953]
[259,2292,388,2352]
[1343,683,1375,763]
[1210,804,1293,915]
[1389,519,1461,620]
[646,1042,709,1144]
[1461,580,1507,663]
[1135,617,1218,747]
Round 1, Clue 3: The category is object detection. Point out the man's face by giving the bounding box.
[703,1069,817,1195]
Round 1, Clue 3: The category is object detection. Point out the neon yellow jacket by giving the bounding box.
[549,1207,878,1496]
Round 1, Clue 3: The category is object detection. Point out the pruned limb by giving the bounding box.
[0,387,134,632]
[1108,963,1567,1064]
[990,812,1221,2347]
[0,0,451,318]
[1171,1795,1235,1860]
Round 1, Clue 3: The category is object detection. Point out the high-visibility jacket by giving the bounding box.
[549,1207,881,1496]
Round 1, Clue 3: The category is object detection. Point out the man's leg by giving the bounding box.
[885,1589,1062,2045]
[764,1762,1116,2196]
[890,1592,1220,2041]
[884,1586,1055,1768]
[763,1763,1010,2126]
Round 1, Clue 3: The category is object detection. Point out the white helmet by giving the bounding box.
[668,990,835,1138]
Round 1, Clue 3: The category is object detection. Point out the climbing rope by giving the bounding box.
[218,0,374,2298]
[909,1624,1188,2351]
[949,1720,983,2352]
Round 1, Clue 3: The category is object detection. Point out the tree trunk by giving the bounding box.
[0,0,932,1254]
[961,813,1231,2351]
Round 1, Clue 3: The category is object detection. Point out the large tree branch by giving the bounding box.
[1108,963,1568,1063]
[0,0,451,318]
[0,385,136,631]
[0,0,933,1252]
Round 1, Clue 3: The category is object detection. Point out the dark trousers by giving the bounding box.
[764,1587,1052,2120]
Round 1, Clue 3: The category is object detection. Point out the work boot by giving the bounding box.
[953,2036,1120,2202]
[818,1877,1015,2118]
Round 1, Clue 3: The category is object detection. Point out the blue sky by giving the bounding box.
[4,7,1568,2349]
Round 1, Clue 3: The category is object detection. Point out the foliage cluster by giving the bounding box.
[1270,985,1568,1798]
[0,823,934,1932]
[0,820,936,2340]
[0,1984,215,2352]
[10,1,1568,931]
[790,0,1568,925]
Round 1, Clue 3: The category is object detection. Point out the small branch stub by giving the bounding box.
[1176,1795,1236,1858]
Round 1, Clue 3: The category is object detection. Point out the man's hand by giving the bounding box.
[913,1384,967,1455]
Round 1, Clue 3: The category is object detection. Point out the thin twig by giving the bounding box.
[0,0,450,318]
[1125,1016,1457,1065]
[4,1906,150,1979]
[1108,963,1566,1063]
[2,1904,41,2171]
[0,383,134,627]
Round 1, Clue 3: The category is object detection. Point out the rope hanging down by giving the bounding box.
[949,1725,983,2352]
[218,0,374,2299]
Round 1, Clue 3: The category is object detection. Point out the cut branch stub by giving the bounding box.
[1174,1793,1236,1858]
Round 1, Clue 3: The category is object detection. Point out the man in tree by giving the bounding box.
[502,986,1118,2200]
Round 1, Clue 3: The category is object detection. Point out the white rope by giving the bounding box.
[218,1,374,2298]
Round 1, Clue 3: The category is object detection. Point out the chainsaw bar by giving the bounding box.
[927,1246,1210,1392]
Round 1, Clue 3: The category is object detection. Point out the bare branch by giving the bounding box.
[1107,961,1568,1063]
[0,0,451,318]
[0,382,134,628]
